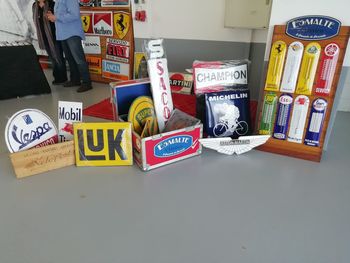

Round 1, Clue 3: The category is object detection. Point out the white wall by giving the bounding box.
[265,0,350,111]
[132,0,253,43]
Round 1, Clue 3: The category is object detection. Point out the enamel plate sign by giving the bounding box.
[286,16,341,40]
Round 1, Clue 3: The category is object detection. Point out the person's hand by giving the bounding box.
[46,11,56,22]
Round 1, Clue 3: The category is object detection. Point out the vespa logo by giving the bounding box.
[154,135,193,158]
[286,15,341,40]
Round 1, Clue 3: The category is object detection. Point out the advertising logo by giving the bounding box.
[74,122,132,166]
[83,36,101,54]
[93,12,113,36]
[154,135,193,158]
[80,12,93,34]
[58,101,83,142]
[102,60,129,80]
[86,56,102,74]
[106,38,130,63]
[114,12,130,39]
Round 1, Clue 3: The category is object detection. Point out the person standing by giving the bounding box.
[47,0,92,92]
[32,0,67,85]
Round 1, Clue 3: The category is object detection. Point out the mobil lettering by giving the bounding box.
[74,123,132,166]
[58,107,82,121]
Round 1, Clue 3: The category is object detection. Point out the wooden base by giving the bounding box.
[9,141,75,179]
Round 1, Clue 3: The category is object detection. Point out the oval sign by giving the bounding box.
[286,16,341,40]
[154,135,193,158]
[5,109,58,153]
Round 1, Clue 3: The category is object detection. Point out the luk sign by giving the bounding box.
[74,122,132,166]
[286,16,341,40]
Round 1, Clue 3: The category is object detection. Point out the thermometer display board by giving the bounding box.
[256,17,349,162]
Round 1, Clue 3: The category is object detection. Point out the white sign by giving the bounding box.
[58,101,83,142]
[83,36,101,54]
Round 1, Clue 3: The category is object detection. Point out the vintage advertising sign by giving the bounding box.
[10,141,75,179]
[265,40,287,91]
[79,0,94,6]
[82,36,101,54]
[287,95,310,143]
[296,42,321,95]
[280,41,304,93]
[93,12,113,36]
[74,122,132,166]
[5,109,58,153]
[102,59,129,80]
[86,56,102,74]
[286,16,341,40]
[145,39,174,132]
[58,101,83,142]
[134,52,148,79]
[101,0,130,6]
[80,12,94,34]
[143,125,202,169]
[315,43,340,95]
[194,63,248,92]
[169,73,193,94]
[114,12,130,39]
[259,92,278,135]
[304,98,328,147]
[106,38,130,63]
[273,94,293,140]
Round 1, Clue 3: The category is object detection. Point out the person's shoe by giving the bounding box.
[52,79,67,85]
[63,80,81,87]
[77,83,93,93]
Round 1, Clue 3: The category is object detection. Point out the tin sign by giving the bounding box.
[5,109,58,153]
[102,59,129,80]
[286,16,341,40]
[58,101,83,142]
[83,36,101,54]
[74,122,132,166]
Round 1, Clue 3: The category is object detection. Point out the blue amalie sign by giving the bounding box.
[286,16,341,40]
[154,135,193,158]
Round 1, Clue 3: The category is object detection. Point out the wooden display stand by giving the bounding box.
[256,22,350,162]
[80,6,135,83]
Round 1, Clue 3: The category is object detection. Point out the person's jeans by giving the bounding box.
[44,40,67,82]
[61,36,91,85]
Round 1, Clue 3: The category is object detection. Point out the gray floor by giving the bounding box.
[0,70,350,263]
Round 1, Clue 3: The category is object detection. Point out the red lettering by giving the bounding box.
[161,92,168,105]
[163,107,171,120]
[157,61,164,75]
[159,77,167,91]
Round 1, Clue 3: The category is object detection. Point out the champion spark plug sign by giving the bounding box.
[145,39,174,132]
[74,122,132,166]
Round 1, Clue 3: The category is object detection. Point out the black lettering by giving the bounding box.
[108,129,127,160]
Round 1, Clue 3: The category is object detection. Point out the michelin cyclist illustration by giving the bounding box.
[205,90,250,138]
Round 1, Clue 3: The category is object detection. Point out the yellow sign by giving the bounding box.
[265,40,287,91]
[114,12,130,39]
[74,122,133,166]
[296,42,321,95]
[81,14,93,34]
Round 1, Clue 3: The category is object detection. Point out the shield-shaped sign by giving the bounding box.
[114,12,130,39]
[81,12,93,34]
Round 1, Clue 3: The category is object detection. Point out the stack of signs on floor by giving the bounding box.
[193,60,251,138]
[257,16,350,162]
[110,79,203,171]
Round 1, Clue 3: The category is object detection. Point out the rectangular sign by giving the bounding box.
[106,38,130,63]
[80,12,94,34]
[74,122,132,166]
[101,0,130,6]
[102,60,129,80]
[86,56,102,74]
[10,141,75,179]
[93,11,113,36]
[83,36,101,54]
[58,101,83,142]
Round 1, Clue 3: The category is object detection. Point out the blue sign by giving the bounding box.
[154,135,193,157]
[103,60,121,74]
[286,16,341,40]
